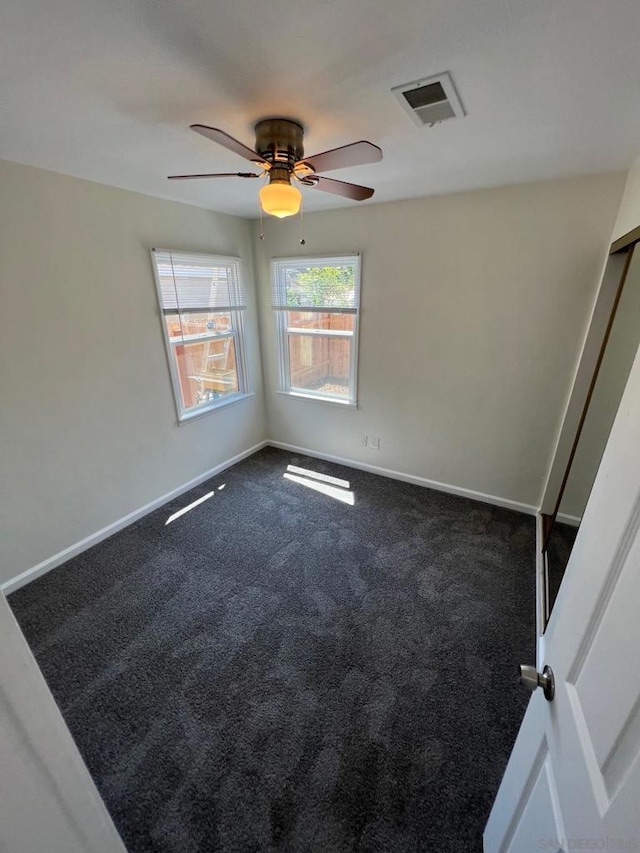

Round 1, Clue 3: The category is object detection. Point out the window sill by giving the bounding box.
[178,392,255,425]
[276,390,357,410]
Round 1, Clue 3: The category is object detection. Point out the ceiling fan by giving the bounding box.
[168,118,383,218]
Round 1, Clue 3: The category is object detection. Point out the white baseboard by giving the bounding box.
[555,512,581,527]
[267,441,537,516]
[3,438,536,596]
[1,441,268,595]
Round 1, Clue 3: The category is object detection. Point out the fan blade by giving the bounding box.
[296,141,382,174]
[191,125,267,164]
[168,172,260,180]
[304,176,374,201]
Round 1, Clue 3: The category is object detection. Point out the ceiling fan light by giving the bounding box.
[259,180,302,218]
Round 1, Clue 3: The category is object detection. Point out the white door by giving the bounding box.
[0,592,126,853]
[484,344,640,849]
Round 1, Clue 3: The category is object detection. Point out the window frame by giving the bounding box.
[271,254,361,408]
[151,248,252,423]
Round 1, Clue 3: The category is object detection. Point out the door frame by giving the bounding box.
[536,226,640,641]
[487,278,640,851]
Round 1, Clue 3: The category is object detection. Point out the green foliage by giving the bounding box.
[286,265,355,308]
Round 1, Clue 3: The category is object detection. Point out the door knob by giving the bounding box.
[519,664,555,701]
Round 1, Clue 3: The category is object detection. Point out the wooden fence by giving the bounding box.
[165,312,351,404]
[288,312,351,390]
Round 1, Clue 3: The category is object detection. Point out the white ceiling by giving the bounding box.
[2,0,640,218]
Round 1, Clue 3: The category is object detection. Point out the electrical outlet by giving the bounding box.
[360,434,368,447]
[370,436,380,450]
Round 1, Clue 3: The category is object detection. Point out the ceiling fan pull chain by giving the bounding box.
[258,198,264,241]
[299,198,305,246]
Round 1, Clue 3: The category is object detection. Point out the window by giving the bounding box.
[271,254,361,406]
[151,249,250,421]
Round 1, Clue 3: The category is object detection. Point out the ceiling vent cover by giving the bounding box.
[392,72,466,127]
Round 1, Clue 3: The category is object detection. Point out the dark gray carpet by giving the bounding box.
[9,447,535,853]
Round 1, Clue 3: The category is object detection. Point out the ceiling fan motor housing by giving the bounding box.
[254,118,305,169]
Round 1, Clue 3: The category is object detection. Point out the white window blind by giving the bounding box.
[154,250,246,314]
[271,255,360,312]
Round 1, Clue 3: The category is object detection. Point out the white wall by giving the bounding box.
[612,153,640,241]
[559,247,640,519]
[254,174,625,509]
[0,161,628,588]
[0,159,265,587]
[545,151,640,519]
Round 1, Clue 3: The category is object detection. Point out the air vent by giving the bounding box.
[392,72,466,127]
